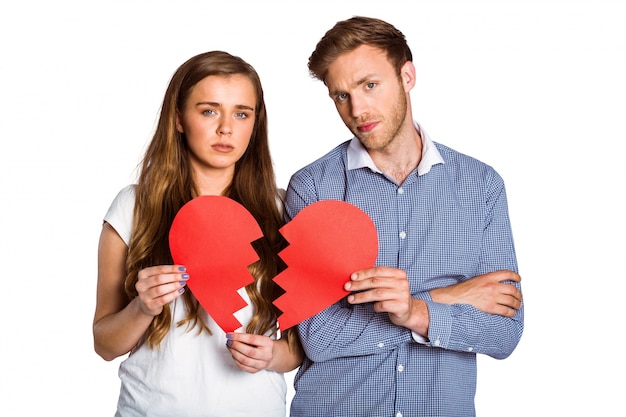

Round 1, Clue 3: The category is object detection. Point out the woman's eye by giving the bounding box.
[235,112,248,119]
[202,109,216,116]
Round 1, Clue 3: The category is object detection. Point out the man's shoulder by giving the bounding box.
[434,141,505,190]
[435,142,496,172]
[291,140,350,177]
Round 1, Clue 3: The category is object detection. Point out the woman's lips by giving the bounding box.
[212,143,234,152]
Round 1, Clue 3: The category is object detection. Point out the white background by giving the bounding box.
[1,0,624,415]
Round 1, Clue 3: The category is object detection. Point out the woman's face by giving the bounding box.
[176,74,256,178]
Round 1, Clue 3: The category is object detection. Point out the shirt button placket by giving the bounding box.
[394,187,406,417]
[397,187,407,242]
[395,357,406,417]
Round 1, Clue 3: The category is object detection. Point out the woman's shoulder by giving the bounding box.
[103,184,137,245]
[116,184,137,200]
[107,185,136,215]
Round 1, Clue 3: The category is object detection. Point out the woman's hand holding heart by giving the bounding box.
[135,265,190,316]
[225,332,304,374]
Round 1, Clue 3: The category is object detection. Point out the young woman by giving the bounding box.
[94,51,302,417]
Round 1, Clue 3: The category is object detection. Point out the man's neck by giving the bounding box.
[369,130,423,184]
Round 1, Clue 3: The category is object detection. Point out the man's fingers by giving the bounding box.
[350,266,407,281]
[496,270,521,283]
[345,275,410,292]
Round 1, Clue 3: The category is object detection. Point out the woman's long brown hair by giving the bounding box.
[124,51,297,351]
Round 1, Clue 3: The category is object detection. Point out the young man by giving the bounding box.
[285,16,523,417]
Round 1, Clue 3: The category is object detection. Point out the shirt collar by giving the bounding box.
[347,121,444,175]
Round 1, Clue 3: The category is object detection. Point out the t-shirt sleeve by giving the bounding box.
[276,188,286,215]
[103,185,136,246]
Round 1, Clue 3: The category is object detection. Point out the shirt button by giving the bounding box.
[397,364,404,372]
[399,231,406,239]
[468,346,474,352]
[397,187,404,195]
[395,413,403,417]
[433,339,441,347]
[377,342,385,348]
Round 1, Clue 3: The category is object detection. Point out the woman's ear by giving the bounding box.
[175,113,184,133]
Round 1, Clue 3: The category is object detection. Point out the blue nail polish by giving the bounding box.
[181,274,189,279]
[178,287,185,294]
[178,266,186,272]
[225,333,233,339]
[226,339,233,347]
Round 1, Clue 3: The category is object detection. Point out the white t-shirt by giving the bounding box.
[104,185,287,417]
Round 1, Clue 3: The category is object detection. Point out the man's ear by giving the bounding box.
[401,61,417,92]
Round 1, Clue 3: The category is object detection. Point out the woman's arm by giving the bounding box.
[93,222,188,361]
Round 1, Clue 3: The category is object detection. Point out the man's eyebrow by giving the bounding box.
[328,75,372,97]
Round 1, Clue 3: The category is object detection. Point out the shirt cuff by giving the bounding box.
[411,331,429,344]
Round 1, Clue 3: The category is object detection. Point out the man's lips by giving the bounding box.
[357,122,378,133]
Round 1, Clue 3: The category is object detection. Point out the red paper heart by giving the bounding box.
[274,200,378,330]
[168,196,378,333]
[169,196,263,332]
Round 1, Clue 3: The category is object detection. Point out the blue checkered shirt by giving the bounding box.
[285,123,523,417]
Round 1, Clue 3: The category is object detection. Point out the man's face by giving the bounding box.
[325,44,409,151]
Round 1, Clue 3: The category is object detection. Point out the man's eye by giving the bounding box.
[365,82,376,90]
[337,93,348,102]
